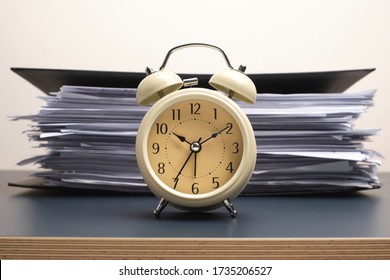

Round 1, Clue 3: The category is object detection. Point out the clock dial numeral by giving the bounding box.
[191,182,199,194]
[212,177,220,189]
[225,123,233,134]
[156,123,168,134]
[157,162,165,174]
[173,177,179,189]
[232,142,239,154]
[190,103,201,115]
[226,162,233,173]
[171,109,181,121]
[213,108,218,120]
[152,143,160,154]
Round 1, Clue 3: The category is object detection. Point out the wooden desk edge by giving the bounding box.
[1,237,390,259]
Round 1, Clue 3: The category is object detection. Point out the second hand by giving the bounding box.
[193,137,202,179]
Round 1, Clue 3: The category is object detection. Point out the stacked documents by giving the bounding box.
[240,91,381,194]
[14,85,381,194]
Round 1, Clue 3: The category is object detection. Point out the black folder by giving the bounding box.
[11,67,375,94]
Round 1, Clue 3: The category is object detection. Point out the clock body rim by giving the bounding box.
[136,88,256,211]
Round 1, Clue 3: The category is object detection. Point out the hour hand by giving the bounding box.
[200,125,230,145]
[172,132,191,145]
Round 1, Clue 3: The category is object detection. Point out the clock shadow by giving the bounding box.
[152,211,233,221]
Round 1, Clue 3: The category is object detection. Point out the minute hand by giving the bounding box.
[174,150,193,182]
[200,125,230,145]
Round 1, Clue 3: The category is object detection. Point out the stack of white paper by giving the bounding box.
[239,91,381,194]
[14,86,381,194]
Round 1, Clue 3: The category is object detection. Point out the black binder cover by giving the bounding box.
[11,67,375,94]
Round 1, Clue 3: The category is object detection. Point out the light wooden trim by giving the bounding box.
[1,237,390,259]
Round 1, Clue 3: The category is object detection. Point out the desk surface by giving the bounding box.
[1,171,390,259]
[1,170,390,238]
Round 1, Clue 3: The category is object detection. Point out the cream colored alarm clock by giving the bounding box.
[136,43,257,216]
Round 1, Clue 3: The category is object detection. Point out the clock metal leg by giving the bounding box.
[154,198,169,216]
[223,199,237,217]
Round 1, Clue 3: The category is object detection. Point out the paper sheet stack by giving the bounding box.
[14,85,381,194]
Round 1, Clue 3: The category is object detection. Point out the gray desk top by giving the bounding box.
[1,171,389,238]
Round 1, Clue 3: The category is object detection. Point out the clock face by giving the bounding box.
[146,98,244,195]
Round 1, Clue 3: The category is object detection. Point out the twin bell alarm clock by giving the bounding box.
[135,43,257,217]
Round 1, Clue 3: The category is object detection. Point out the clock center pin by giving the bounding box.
[190,142,202,153]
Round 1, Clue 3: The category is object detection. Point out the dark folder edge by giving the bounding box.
[8,177,381,196]
[11,67,375,95]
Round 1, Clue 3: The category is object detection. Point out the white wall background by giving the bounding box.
[1,0,389,171]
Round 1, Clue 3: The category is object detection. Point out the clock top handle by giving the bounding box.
[159,43,236,71]
[136,43,257,105]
